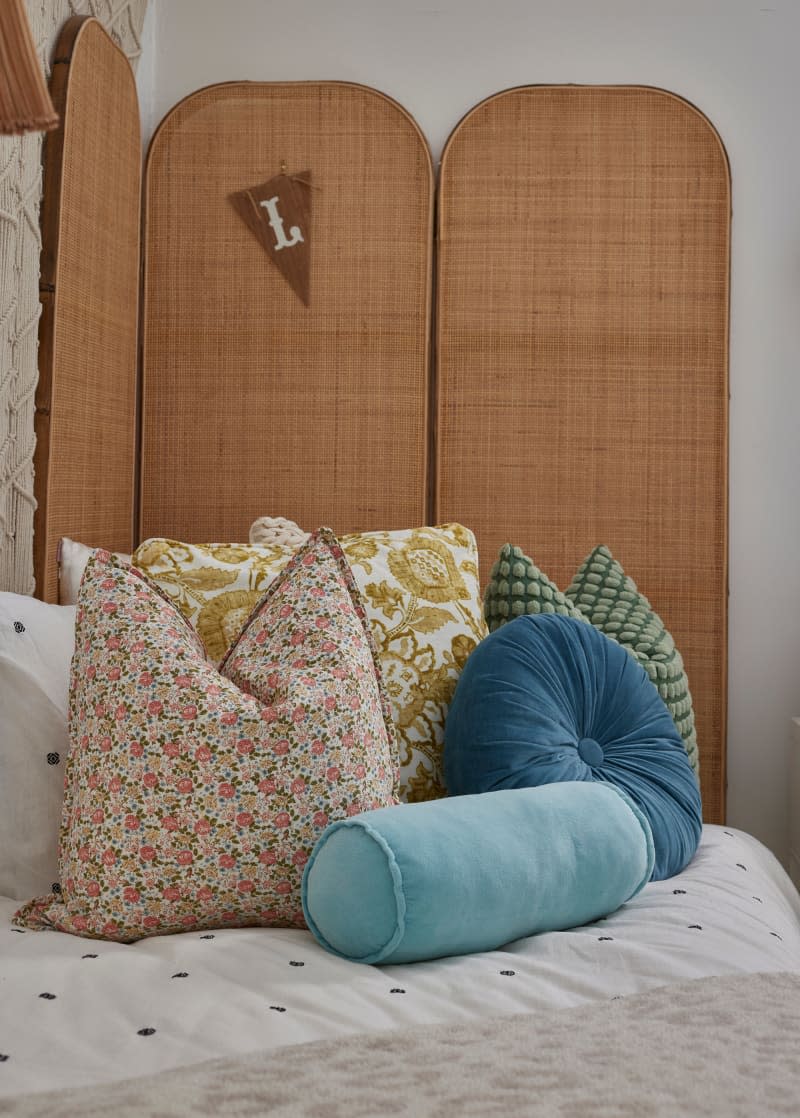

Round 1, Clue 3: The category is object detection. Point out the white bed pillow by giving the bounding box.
[0,593,75,900]
[58,537,131,605]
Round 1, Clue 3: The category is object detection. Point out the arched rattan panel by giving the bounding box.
[436,86,729,821]
[34,16,141,602]
[140,82,433,544]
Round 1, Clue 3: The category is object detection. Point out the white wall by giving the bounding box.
[139,0,800,864]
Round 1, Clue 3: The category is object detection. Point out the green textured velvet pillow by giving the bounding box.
[484,544,698,776]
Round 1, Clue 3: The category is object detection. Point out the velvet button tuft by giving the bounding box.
[577,737,604,767]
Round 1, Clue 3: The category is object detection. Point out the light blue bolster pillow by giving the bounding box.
[302,782,654,965]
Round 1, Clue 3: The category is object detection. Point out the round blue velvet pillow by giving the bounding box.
[444,613,702,880]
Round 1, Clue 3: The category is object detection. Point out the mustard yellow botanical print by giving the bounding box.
[133,524,488,802]
[131,540,295,663]
[343,526,486,801]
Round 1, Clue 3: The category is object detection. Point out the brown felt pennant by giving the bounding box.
[230,171,312,307]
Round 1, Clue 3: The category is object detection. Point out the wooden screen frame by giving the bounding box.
[34,16,141,603]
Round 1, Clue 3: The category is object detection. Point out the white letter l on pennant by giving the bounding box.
[259,195,304,251]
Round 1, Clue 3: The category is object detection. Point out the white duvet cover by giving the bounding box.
[1,825,799,1099]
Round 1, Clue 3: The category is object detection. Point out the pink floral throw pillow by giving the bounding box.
[14,529,397,941]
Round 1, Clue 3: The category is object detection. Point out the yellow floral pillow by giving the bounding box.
[132,525,487,802]
[131,539,294,664]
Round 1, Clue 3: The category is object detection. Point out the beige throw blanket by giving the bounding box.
[5,971,800,1117]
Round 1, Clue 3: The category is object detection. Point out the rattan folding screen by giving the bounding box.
[35,41,729,819]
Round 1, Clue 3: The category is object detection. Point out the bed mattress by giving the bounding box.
[2,824,799,1099]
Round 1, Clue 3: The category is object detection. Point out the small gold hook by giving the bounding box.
[280,159,287,174]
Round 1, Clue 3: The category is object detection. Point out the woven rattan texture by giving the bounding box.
[140,83,433,544]
[435,86,729,822]
[33,17,140,603]
[0,0,146,597]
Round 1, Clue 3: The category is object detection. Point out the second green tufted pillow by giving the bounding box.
[484,544,699,776]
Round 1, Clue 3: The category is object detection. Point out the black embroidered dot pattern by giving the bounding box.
[46,752,60,766]
[1,837,790,1054]
[13,621,25,634]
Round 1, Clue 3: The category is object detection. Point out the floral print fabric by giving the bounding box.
[341,526,486,801]
[133,524,487,802]
[130,538,295,663]
[14,530,397,942]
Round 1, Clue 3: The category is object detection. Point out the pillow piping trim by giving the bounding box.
[301,817,407,964]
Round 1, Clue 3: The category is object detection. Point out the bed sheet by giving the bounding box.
[1,825,799,1098]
